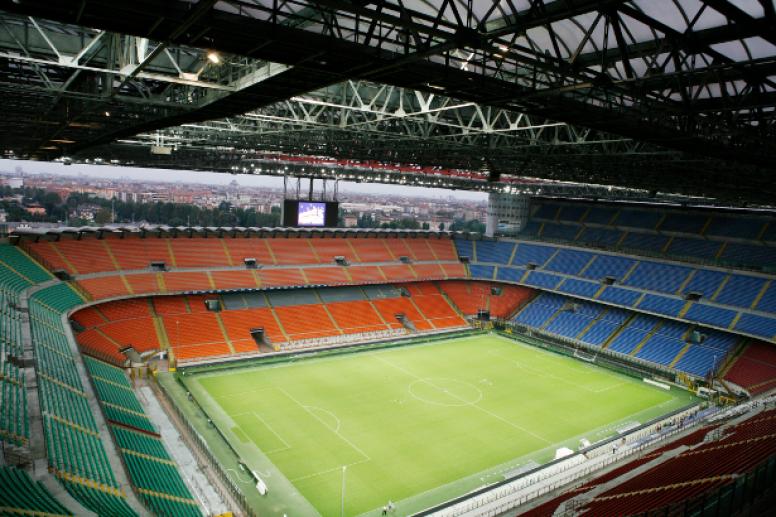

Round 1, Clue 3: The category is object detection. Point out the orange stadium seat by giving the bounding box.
[441,263,466,277]
[266,239,319,264]
[371,297,426,329]
[309,238,355,263]
[98,298,151,321]
[427,239,457,260]
[78,276,131,300]
[223,238,275,265]
[71,307,107,328]
[411,293,460,320]
[162,271,210,292]
[98,319,160,353]
[210,270,258,290]
[153,296,190,315]
[380,264,416,282]
[124,273,160,296]
[170,239,230,268]
[348,239,393,262]
[347,265,386,283]
[327,300,388,334]
[304,267,349,285]
[186,295,213,313]
[54,240,116,274]
[259,268,306,288]
[411,263,445,280]
[102,237,148,270]
[404,239,436,261]
[76,328,128,365]
[401,282,437,296]
[275,304,339,340]
[383,239,413,260]
[27,241,73,273]
[219,308,286,344]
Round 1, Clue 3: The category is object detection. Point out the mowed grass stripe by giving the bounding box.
[195,335,693,516]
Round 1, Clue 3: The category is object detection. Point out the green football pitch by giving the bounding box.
[185,334,695,516]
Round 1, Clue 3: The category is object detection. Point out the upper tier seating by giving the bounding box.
[23,235,460,275]
[458,238,776,342]
[520,199,776,271]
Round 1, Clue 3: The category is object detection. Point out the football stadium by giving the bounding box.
[1,2,776,517]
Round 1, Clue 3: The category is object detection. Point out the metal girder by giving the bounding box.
[0,1,775,203]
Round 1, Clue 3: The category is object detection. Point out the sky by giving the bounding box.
[0,159,488,202]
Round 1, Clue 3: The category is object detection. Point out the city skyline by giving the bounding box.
[0,159,488,202]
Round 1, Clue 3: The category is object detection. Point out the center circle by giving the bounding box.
[408,377,483,407]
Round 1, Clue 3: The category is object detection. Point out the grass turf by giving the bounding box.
[187,334,695,516]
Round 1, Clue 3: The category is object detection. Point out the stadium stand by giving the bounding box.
[519,199,776,271]
[0,465,73,516]
[510,292,738,377]
[724,341,776,395]
[28,284,137,516]
[82,356,201,516]
[457,237,776,342]
[436,281,532,318]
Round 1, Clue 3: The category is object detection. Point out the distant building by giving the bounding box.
[24,203,46,215]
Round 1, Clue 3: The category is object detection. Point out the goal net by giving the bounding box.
[573,348,598,363]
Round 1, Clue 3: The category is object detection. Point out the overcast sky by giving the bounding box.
[1,159,488,202]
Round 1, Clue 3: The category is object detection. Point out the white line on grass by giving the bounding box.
[289,458,371,483]
[373,354,551,445]
[277,387,372,462]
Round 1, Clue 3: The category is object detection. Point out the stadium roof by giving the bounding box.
[0,1,775,203]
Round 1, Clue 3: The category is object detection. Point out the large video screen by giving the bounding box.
[297,201,327,227]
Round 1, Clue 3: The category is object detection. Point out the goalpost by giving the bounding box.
[573,346,599,364]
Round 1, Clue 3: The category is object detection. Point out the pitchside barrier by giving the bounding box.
[414,404,709,517]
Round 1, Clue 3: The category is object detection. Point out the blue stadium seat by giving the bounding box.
[682,269,727,298]
[541,223,581,241]
[545,249,593,275]
[654,320,688,339]
[584,206,618,225]
[544,312,593,338]
[557,205,587,222]
[532,203,561,220]
[511,243,557,267]
[636,335,686,366]
[734,313,776,339]
[475,241,515,264]
[581,254,635,281]
[598,286,642,306]
[715,275,767,308]
[519,220,542,237]
[512,293,565,327]
[607,328,649,355]
[469,265,495,280]
[720,243,776,268]
[674,346,721,377]
[637,294,685,317]
[454,239,473,260]
[684,304,737,328]
[623,261,692,294]
[659,213,710,234]
[557,278,600,298]
[755,283,776,313]
[706,216,764,240]
[496,266,524,283]
[667,237,722,260]
[523,271,563,290]
[615,209,662,229]
[579,320,621,346]
[576,227,622,247]
[629,314,661,331]
[621,232,669,252]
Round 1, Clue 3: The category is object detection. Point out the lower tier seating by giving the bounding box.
[510,292,741,378]
[436,280,533,318]
[72,282,470,363]
[724,341,776,395]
